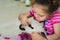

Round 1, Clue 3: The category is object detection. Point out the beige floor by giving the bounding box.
[0,0,60,38]
[0,0,31,38]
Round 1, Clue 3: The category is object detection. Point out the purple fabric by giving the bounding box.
[29,9,36,19]
[30,9,34,16]
[19,33,32,40]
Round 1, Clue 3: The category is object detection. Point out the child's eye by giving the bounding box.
[37,14,44,17]
[34,12,45,17]
[39,15,44,17]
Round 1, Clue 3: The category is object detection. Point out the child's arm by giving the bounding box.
[46,23,60,40]
[18,12,32,26]
[46,11,60,40]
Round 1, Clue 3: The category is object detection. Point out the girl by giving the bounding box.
[18,0,60,40]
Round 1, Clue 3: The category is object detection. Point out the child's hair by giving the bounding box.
[34,0,59,15]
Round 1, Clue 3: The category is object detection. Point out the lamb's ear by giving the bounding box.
[29,24,34,29]
[19,24,25,31]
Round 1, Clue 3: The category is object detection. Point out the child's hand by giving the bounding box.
[18,15,30,26]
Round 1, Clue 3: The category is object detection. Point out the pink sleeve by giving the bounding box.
[29,9,34,16]
[52,11,60,24]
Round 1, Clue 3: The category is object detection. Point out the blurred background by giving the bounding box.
[0,0,60,38]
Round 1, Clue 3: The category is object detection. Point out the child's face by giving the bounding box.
[33,4,49,22]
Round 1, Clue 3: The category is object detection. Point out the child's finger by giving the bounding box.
[22,22,28,26]
[21,21,28,26]
[26,20,31,25]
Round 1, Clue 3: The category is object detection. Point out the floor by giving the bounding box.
[0,0,31,38]
[0,0,60,38]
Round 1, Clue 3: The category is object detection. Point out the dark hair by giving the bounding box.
[35,0,59,15]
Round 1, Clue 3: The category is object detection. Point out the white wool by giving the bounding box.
[21,18,46,34]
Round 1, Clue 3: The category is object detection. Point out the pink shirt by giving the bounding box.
[45,11,60,35]
[29,9,60,35]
